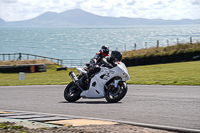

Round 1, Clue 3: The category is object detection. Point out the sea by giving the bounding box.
[0,25,200,65]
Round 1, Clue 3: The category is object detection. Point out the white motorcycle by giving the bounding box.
[64,54,129,103]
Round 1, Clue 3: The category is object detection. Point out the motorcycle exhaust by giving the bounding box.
[69,71,85,91]
[69,71,78,83]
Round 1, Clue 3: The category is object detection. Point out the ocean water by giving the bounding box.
[0,25,200,61]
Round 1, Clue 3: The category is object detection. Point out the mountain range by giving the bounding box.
[0,9,200,27]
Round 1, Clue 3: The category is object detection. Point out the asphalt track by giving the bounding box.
[0,85,200,131]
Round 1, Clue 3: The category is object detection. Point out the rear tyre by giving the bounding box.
[64,82,82,102]
[105,82,127,103]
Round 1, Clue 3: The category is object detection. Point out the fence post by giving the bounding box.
[145,42,147,49]
[177,38,179,44]
[3,54,5,61]
[60,60,62,66]
[134,43,136,50]
[190,37,192,44]
[157,40,159,48]
[124,45,126,51]
[18,53,22,60]
[167,39,169,46]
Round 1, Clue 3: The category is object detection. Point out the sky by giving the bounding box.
[0,0,200,22]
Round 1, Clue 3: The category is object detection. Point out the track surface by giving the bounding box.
[0,85,199,130]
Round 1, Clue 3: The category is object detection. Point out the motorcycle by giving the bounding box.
[64,59,129,103]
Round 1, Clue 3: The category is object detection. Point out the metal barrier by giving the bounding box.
[61,59,90,67]
[0,53,90,68]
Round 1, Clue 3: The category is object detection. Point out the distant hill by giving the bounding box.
[1,9,200,27]
[0,18,5,25]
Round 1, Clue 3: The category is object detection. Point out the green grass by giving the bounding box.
[0,61,200,86]
[0,122,23,130]
[0,64,76,86]
[127,61,200,85]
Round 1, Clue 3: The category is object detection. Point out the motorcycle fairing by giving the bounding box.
[80,67,110,98]
[79,62,129,98]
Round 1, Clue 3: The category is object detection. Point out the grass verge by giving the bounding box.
[0,122,23,130]
[0,61,200,86]
[127,61,200,85]
[122,42,200,59]
[0,64,75,86]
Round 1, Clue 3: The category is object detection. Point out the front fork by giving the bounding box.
[114,79,120,88]
[107,78,121,90]
[106,77,122,90]
[106,79,122,97]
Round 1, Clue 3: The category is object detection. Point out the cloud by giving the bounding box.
[0,0,17,3]
[191,0,200,5]
[0,0,200,21]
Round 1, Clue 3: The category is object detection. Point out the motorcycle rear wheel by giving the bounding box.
[105,81,127,103]
[64,82,82,102]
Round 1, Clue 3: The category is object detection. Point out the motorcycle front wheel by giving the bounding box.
[105,81,127,103]
[64,82,82,102]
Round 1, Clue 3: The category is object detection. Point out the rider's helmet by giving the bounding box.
[100,46,109,56]
[111,50,122,62]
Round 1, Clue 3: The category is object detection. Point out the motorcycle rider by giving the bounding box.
[79,46,109,89]
[89,45,110,67]
[101,50,122,68]
[79,50,122,90]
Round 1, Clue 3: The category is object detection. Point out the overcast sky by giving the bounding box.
[0,0,200,22]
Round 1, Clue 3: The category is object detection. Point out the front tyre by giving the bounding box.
[64,82,82,102]
[105,81,127,103]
